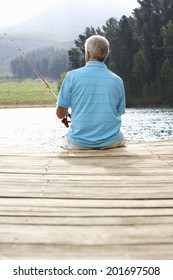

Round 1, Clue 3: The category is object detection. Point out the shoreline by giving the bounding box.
[0,103,55,109]
[0,104,172,110]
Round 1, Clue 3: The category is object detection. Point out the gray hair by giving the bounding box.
[85,35,110,62]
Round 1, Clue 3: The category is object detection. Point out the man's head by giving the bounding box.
[84,35,110,62]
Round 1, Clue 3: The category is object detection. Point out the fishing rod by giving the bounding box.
[4,33,57,99]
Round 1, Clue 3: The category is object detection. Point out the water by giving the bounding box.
[0,107,173,147]
[122,108,173,142]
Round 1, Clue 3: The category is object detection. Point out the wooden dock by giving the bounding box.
[0,140,173,260]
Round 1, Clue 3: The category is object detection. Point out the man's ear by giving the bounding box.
[85,51,90,61]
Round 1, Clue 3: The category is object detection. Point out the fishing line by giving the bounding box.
[3,33,57,99]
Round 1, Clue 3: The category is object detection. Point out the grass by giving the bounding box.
[0,79,58,107]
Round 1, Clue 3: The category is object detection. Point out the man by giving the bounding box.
[56,35,126,149]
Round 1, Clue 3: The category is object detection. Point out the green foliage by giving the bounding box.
[57,72,67,93]
[133,50,150,87]
[68,48,84,69]
[68,0,173,107]
[68,26,99,69]
[162,20,173,61]
[161,59,173,105]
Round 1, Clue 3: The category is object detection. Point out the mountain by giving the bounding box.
[5,0,135,40]
[0,32,73,77]
[0,0,137,77]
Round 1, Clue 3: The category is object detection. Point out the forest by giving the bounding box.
[10,0,173,107]
[10,47,68,80]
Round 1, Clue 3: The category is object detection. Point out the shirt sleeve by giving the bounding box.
[56,73,71,108]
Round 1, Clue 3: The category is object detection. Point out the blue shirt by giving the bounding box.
[57,61,126,147]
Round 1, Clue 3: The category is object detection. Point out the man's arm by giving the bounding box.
[56,106,68,119]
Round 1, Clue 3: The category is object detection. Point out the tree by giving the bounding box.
[160,0,173,25]
[133,49,150,88]
[68,48,84,69]
[161,59,173,105]
[134,0,164,81]
[10,47,68,80]
[67,0,173,107]
[68,26,99,69]
[102,17,119,72]
[162,20,173,61]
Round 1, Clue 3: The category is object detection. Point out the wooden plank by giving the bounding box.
[1,216,173,226]
[0,244,173,260]
[1,187,173,200]
[45,170,173,176]
[1,179,173,187]
[0,198,173,208]
[0,224,173,245]
[0,161,169,170]
[0,206,173,217]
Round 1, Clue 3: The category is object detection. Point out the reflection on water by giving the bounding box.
[0,107,172,147]
[122,108,173,143]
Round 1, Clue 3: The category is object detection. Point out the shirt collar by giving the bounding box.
[86,61,107,68]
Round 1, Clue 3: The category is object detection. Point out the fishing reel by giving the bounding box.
[62,113,71,127]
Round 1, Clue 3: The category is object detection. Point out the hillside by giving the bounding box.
[0,32,73,61]
[0,33,73,77]
[0,0,136,77]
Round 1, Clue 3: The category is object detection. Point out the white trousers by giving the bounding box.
[60,135,126,150]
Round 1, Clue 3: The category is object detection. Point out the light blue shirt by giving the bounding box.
[57,61,125,147]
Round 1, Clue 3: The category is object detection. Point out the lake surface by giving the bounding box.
[0,107,173,147]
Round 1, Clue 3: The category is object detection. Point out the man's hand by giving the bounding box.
[56,106,68,119]
[61,114,71,127]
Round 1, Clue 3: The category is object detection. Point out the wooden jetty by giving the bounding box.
[0,140,173,260]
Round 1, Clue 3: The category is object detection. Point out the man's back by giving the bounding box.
[58,61,125,148]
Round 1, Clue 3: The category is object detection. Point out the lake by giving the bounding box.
[0,107,173,147]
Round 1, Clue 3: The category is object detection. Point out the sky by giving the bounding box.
[0,0,140,28]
